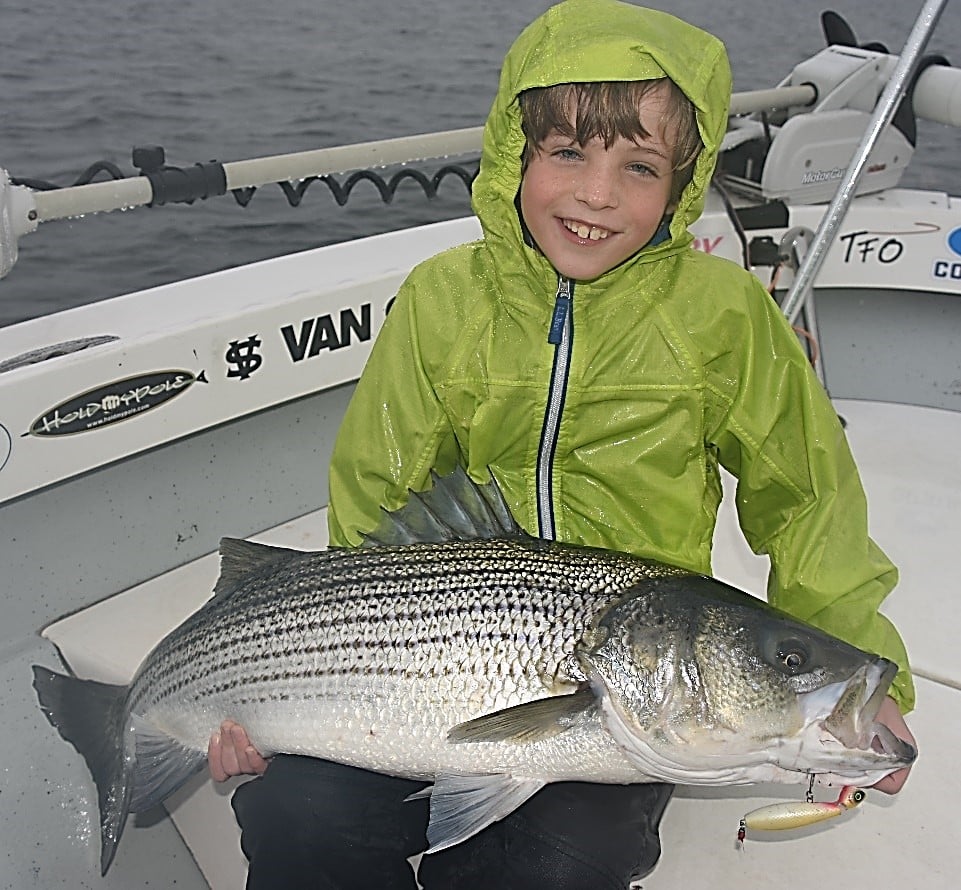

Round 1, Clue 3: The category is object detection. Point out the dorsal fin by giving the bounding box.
[215,537,304,597]
[362,466,525,547]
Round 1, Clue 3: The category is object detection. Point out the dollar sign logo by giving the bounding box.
[225,335,263,380]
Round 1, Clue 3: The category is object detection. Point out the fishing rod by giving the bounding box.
[781,0,952,326]
[1,44,959,281]
[3,86,821,238]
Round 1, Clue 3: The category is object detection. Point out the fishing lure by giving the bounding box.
[736,782,866,846]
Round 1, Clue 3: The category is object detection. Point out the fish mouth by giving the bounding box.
[818,658,915,764]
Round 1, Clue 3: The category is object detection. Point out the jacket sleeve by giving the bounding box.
[705,279,915,713]
[327,271,463,547]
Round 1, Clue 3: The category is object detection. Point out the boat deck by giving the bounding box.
[41,398,961,889]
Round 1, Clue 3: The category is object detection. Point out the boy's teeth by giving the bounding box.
[565,220,609,240]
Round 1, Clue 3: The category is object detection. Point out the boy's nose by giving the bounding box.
[574,167,618,209]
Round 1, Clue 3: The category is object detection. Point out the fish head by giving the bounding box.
[576,574,916,787]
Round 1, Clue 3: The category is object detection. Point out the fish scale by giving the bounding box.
[133,538,678,754]
[32,468,915,874]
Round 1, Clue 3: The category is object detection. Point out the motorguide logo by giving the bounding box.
[800,167,845,185]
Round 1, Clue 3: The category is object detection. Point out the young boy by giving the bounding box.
[210,1,915,886]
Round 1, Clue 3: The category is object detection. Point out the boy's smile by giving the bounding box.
[562,219,611,240]
[519,85,678,282]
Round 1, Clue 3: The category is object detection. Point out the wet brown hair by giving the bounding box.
[518,79,702,205]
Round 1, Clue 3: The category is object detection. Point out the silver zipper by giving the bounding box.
[536,276,573,539]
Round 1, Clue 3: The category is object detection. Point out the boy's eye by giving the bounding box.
[627,162,658,177]
[551,147,582,161]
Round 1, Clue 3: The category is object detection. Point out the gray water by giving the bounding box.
[1,0,958,327]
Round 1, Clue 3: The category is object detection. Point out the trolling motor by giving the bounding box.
[718,11,957,204]
[3,11,960,281]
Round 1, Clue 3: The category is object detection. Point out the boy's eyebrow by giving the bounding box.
[538,130,674,165]
[629,143,670,158]
[628,139,667,155]
[542,131,669,151]
[541,129,577,143]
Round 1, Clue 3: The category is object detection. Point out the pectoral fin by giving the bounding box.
[414,773,546,853]
[447,688,595,744]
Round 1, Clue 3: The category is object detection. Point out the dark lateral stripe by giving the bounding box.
[129,542,685,710]
[136,624,556,707]
[146,584,578,673]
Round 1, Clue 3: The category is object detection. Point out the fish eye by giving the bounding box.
[774,639,810,673]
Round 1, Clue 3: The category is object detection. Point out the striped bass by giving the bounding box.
[33,468,915,874]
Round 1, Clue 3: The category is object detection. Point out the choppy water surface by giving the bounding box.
[1,0,957,326]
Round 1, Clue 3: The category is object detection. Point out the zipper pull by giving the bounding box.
[547,278,572,345]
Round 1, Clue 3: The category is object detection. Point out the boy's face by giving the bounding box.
[519,84,677,282]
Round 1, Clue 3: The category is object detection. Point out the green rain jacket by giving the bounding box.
[328,0,913,710]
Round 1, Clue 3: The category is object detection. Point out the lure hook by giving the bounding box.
[736,784,866,847]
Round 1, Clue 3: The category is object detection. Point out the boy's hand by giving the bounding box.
[208,719,269,782]
[869,696,916,795]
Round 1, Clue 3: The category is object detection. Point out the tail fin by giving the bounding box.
[32,665,132,874]
[33,664,209,874]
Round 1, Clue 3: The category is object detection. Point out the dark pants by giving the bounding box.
[232,756,672,890]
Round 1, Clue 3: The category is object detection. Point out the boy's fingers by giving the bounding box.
[871,766,910,795]
[226,721,269,775]
[208,719,268,780]
[247,746,269,775]
[208,732,228,782]
[229,722,255,773]
[221,734,242,777]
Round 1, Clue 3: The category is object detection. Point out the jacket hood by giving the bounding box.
[471,0,732,282]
